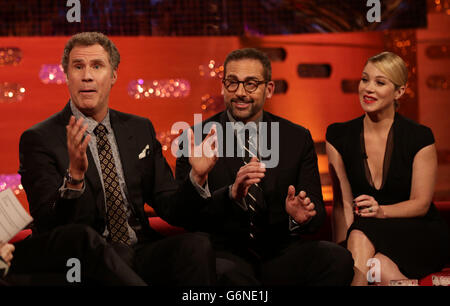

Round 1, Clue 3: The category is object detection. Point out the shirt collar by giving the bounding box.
[69,100,112,135]
[226,110,263,133]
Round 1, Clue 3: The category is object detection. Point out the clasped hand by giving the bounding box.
[353,194,385,218]
[230,158,316,225]
[0,242,15,266]
[231,157,266,201]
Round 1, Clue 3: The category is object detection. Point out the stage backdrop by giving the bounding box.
[0,28,448,206]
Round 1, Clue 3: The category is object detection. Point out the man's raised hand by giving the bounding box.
[188,125,219,186]
[66,116,91,184]
[285,185,316,224]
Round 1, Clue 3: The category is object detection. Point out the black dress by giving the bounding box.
[326,113,450,278]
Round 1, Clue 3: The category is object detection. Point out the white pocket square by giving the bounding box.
[138,144,150,159]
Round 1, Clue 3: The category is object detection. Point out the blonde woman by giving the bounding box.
[326,51,449,286]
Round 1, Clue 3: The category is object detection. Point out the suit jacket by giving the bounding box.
[176,111,325,251]
[19,102,205,239]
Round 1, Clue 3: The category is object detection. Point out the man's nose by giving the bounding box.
[235,82,247,96]
[82,67,93,82]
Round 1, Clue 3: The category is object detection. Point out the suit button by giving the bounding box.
[249,233,254,239]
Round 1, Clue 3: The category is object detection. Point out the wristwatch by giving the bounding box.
[65,169,84,185]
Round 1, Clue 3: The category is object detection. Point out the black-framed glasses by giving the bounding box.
[222,78,268,93]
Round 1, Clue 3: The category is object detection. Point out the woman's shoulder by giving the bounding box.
[326,115,364,154]
[395,113,432,133]
[326,115,364,141]
[395,113,435,153]
[395,113,434,140]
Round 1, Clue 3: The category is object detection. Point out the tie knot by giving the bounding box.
[237,125,258,162]
[94,123,108,137]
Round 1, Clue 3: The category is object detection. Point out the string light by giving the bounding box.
[199,60,224,79]
[0,82,26,103]
[384,30,418,102]
[200,94,224,112]
[0,47,21,66]
[0,174,23,195]
[39,64,66,84]
[128,79,190,100]
[429,0,450,13]
[156,130,181,151]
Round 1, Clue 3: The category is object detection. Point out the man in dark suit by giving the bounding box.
[18,32,217,285]
[176,48,354,285]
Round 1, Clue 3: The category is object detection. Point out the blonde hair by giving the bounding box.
[366,51,408,108]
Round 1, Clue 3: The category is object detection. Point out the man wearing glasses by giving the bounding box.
[176,48,354,285]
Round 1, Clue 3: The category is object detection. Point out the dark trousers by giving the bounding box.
[6,224,145,286]
[216,240,354,286]
[7,225,216,286]
[111,232,216,286]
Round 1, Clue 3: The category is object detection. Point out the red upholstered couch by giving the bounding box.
[8,229,32,244]
[147,201,450,245]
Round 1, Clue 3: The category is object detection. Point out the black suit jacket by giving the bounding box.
[176,111,325,250]
[19,103,205,238]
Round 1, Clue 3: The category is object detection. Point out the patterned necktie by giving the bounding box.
[241,127,266,242]
[242,128,266,207]
[94,123,131,246]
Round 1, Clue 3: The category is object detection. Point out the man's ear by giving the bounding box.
[265,81,275,99]
[111,69,118,85]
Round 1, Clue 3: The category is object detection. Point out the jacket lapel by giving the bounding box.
[218,112,245,184]
[258,112,278,194]
[85,149,105,215]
